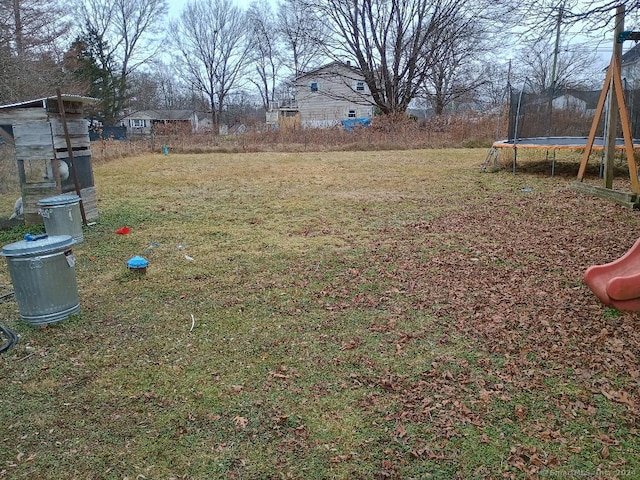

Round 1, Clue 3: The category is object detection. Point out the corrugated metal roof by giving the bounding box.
[0,95,98,110]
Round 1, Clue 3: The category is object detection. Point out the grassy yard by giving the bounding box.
[0,149,638,479]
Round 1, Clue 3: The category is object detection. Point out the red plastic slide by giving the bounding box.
[584,237,640,311]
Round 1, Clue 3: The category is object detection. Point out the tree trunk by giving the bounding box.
[13,0,23,57]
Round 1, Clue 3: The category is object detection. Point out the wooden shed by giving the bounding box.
[0,95,98,225]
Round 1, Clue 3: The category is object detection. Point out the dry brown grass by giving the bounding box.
[91,113,503,163]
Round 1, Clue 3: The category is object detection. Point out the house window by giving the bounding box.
[130,119,146,128]
[356,81,365,92]
[348,110,356,118]
[310,82,318,92]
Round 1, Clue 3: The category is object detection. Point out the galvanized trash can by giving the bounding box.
[38,194,83,243]
[1,235,80,325]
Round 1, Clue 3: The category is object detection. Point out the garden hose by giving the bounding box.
[0,290,18,353]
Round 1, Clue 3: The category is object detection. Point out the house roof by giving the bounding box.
[295,61,363,81]
[622,43,640,67]
[124,110,195,121]
[196,111,213,122]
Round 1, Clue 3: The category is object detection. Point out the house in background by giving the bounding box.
[551,89,601,115]
[293,61,375,128]
[120,110,198,135]
[622,43,640,88]
[196,112,214,132]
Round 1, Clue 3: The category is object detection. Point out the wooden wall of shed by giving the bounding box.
[1,100,98,225]
[51,119,91,158]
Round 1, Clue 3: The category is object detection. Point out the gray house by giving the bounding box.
[293,62,375,128]
[120,110,199,135]
[622,43,640,88]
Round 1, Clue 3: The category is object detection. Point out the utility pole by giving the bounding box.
[604,5,625,189]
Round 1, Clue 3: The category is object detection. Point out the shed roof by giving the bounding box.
[0,95,98,111]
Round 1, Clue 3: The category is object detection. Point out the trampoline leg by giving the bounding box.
[481,147,499,172]
[551,150,556,177]
[599,152,604,179]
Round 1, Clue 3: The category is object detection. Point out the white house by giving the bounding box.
[552,94,587,111]
[120,110,198,135]
[293,62,375,128]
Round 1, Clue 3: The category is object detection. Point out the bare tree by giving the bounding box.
[516,0,639,37]
[554,1,639,29]
[420,8,493,115]
[73,0,167,124]
[308,0,509,115]
[123,60,187,111]
[170,0,251,132]
[0,0,72,102]
[276,0,325,77]
[152,61,182,110]
[514,36,600,94]
[247,1,281,111]
[1,0,71,57]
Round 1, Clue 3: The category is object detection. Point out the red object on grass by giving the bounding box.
[115,226,131,235]
[584,237,640,311]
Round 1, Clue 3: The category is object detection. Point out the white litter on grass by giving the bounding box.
[184,254,194,261]
[190,314,195,332]
[144,242,161,253]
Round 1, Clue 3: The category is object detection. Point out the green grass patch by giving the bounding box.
[1,149,639,479]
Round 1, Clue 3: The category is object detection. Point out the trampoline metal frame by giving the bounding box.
[489,136,640,176]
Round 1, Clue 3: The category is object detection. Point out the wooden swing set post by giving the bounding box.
[577,6,639,194]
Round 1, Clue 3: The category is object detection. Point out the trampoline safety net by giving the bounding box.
[507,85,640,141]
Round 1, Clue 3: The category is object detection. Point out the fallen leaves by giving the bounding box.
[339,337,362,350]
[507,445,560,475]
[600,388,636,408]
[233,415,249,430]
[331,185,640,475]
[514,404,528,421]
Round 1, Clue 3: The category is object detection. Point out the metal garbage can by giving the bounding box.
[38,194,83,243]
[1,235,80,325]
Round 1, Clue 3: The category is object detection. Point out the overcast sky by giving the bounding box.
[168,0,259,18]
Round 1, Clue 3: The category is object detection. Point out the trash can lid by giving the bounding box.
[38,194,80,207]
[1,234,74,257]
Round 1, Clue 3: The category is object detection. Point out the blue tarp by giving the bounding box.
[341,117,371,131]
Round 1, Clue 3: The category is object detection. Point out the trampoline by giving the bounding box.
[485,136,640,176]
[492,136,640,150]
